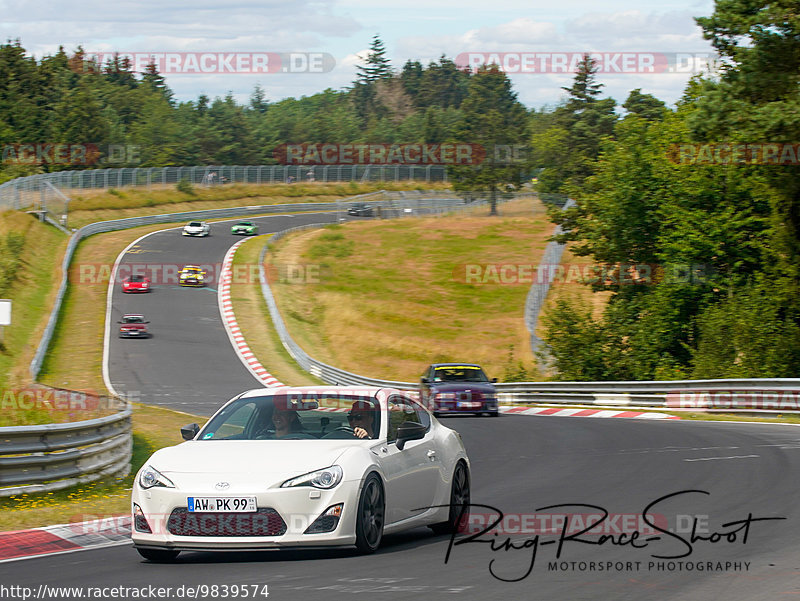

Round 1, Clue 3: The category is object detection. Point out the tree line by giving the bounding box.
[1,3,797,379]
[0,36,509,181]
[537,1,800,379]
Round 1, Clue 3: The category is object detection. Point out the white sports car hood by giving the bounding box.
[148,440,363,485]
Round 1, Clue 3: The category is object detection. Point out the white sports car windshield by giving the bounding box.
[199,394,381,441]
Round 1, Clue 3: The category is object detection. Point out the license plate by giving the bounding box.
[457,401,479,409]
[187,496,257,512]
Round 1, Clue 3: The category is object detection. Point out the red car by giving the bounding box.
[121,274,151,293]
[118,314,150,338]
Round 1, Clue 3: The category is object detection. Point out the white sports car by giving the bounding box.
[131,386,470,562]
[182,221,210,236]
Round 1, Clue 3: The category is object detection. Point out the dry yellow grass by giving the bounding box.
[536,244,613,343]
[229,236,324,386]
[268,196,553,382]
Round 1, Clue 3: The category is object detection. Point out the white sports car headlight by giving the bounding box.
[281,465,343,489]
[139,465,176,489]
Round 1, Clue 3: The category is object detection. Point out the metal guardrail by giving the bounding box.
[28,190,466,379]
[6,189,558,496]
[525,197,575,356]
[0,390,132,497]
[258,195,504,389]
[494,379,800,394]
[0,164,449,210]
[258,214,800,408]
[16,190,465,495]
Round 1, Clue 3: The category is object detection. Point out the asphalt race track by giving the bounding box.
[3,212,800,600]
[106,213,339,415]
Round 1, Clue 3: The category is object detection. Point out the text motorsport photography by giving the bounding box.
[440,490,784,582]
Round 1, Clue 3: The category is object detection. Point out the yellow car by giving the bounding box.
[178,265,205,287]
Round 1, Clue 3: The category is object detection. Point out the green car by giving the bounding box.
[231,221,259,235]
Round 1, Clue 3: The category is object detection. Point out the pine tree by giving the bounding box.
[400,60,423,100]
[249,85,269,114]
[533,54,616,193]
[622,88,667,121]
[415,56,470,109]
[142,61,174,104]
[103,54,137,88]
[354,34,392,84]
[449,64,529,215]
[561,55,603,108]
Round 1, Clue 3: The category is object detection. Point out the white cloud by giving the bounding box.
[0,1,719,106]
[467,18,559,45]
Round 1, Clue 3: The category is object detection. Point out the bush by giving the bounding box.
[503,345,533,382]
[691,286,800,378]
[539,299,623,380]
[176,178,195,195]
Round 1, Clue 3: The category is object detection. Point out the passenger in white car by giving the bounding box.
[272,408,303,438]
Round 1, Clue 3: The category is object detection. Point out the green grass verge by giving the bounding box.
[0,212,68,393]
[675,411,800,424]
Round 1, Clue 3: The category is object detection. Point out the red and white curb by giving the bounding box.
[0,516,131,563]
[500,406,680,419]
[218,239,284,388]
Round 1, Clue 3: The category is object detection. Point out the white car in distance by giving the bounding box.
[182,221,210,237]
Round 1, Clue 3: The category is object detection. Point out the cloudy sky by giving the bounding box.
[1,0,718,109]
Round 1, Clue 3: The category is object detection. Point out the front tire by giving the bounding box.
[430,461,470,535]
[355,473,384,553]
[136,548,179,562]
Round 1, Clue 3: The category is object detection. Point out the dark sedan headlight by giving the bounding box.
[281,465,343,489]
[139,465,176,489]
